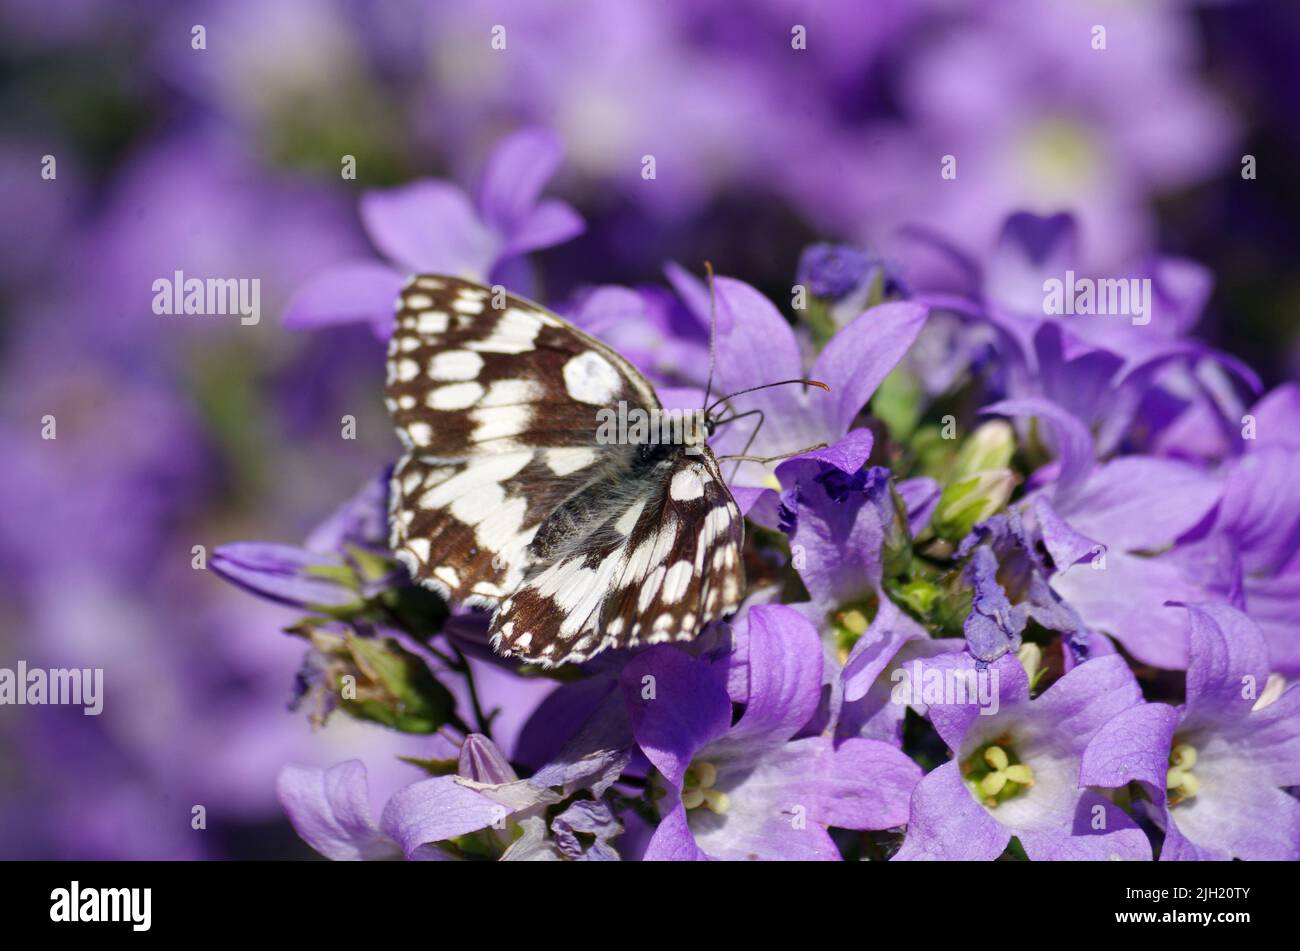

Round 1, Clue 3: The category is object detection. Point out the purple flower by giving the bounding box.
[621,604,920,860]
[284,128,583,338]
[1080,602,1300,860]
[895,653,1152,861]
[674,267,925,508]
[279,733,625,861]
[982,398,1222,668]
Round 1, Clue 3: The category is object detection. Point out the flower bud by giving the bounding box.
[933,469,1017,541]
[952,420,1016,480]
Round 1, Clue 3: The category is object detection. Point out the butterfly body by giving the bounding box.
[385,276,744,667]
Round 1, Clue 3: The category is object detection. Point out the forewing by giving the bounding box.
[386,276,656,608]
[386,276,658,456]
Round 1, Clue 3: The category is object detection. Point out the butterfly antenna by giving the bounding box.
[701,261,717,414]
[705,379,829,418]
[717,442,829,464]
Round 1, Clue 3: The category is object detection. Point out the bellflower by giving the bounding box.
[1080,602,1300,860]
[279,733,625,861]
[983,397,1221,668]
[622,604,920,860]
[670,265,926,509]
[895,653,1152,861]
[284,128,583,338]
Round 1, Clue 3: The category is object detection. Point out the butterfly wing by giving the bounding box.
[386,276,658,607]
[488,450,745,667]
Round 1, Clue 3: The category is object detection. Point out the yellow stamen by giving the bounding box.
[984,746,1009,771]
[1170,743,1197,770]
[701,789,730,815]
[980,772,1008,796]
[1004,764,1034,786]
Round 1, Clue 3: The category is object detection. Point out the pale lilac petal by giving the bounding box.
[378,776,507,859]
[814,737,921,829]
[925,653,1029,752]
[1218,448,1300,575]
[811,300,929,433]
[500,198,584,258]
[643,804,709,861]
[276,761,401,861]
[1061,457,1222,554]
[711,276,803,398]
[893,761,1011,861]
[210,542,358,609]
[1224,685,1300,786]
[1244,568,1300,677]
[982,398,1094,502]
[283,260,404,339]
[360,180,497,278]
[1248,384,1300,452]
[1034,495,1102,573]
[621,646,731,787]
[1029,655,1143,757]
[716,605,823,752]
[476,128,563,233]
[1079,702,1180,793]
[690,743,845,861]
[1051,552,1204,668]
[843,596,929,703]
[1163,770,1300,861]
[1017,791,1152,861]
[1179,601,1270,730]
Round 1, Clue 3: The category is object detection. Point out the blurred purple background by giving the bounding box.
[1,0,1297,858]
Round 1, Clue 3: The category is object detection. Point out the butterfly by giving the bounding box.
[385,275,820,667]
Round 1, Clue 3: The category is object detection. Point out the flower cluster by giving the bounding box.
[216,132,1300,861]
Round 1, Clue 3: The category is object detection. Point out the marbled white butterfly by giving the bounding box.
[385,275,819,667]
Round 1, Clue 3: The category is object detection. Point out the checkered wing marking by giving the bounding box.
[386,276,658,456]
[386,276,659,608]
[487,451,745,666]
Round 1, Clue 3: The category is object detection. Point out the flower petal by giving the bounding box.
[283,260,404,339]
[892,761,1011,861]
[1016,790,1152,861]
[811,300,929,433]
[360,180,497,278]
[621,646,731,788]
[1079,702,1180,795]
[210,542,358,609]
[1179,601,1270,731]
[475,128,564,234]
[982,397,1094,502]
[716,604,824,752]
[643,804,709,861]
[378,775,510,859]
[276,761,401,861]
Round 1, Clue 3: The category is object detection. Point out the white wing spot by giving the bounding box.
[670,468,705,501]
[428,382,484,410]
[661,560,694,604]
[467,308,542,354]
[545,447,597,476]
[406,421,433,447]
[429,350,484,381]
[480,379,542,406]
[416,311,449,335]
[563,351,622,405]
[615,498,647,536]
